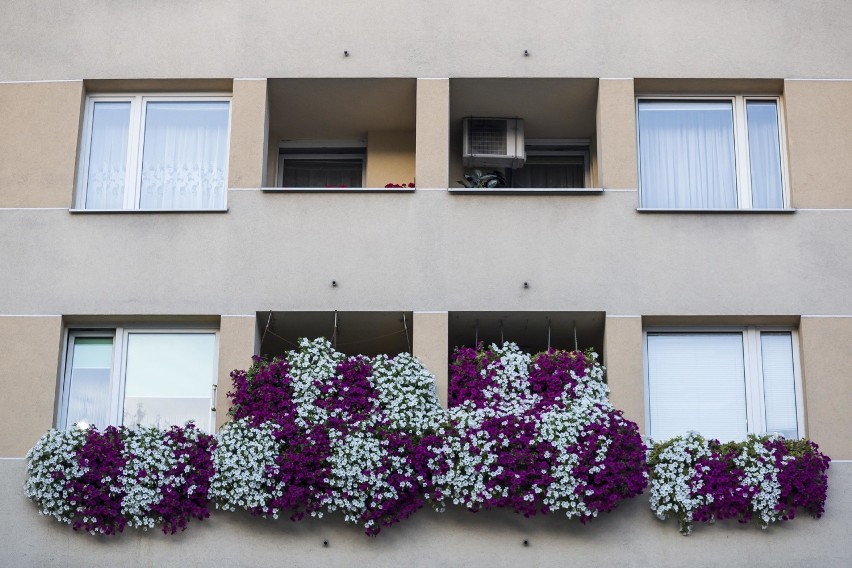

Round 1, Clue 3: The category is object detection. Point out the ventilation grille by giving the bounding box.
[468,119,508,155]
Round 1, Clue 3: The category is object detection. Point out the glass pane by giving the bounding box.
[139,101,229,209]
[647,333,748,441]
[761,332,798,438]
[747,101,784,209]
[281,158,364,188]
[123,333,215,430]
[638,100,737,209]
[66,337,113,429]
[84,102,130,209]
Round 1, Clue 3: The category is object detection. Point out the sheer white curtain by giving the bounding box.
[760,332,798,438]
[139,101,229,209]
[65,337,113,429]
[638,100,737,208]
[84,102,130,209]
[746,101,784,208]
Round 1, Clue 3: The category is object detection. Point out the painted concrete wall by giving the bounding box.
[1,191,849,317]
[799,317,852,459]
[412,312,449,407]
[0,81,83,208]
[228,79,268,189]
[2,2,852,80]
[603,316,644,433]
[0,317,63,456]
[784,80,852,208]
[2,459,850,567]
[365,131,415,188]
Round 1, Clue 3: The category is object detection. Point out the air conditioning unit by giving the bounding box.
[463,117,526,169]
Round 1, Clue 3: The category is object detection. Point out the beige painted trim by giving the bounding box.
[415,79,449,188]
[603,316,644,433]
[596,79,637,189]
[413,312,449,408]
[228,79,269,188]
[216,316,258,430]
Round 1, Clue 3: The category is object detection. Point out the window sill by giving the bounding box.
[262,187,416,194]
[69,208,229,214]
[636,208,797,214]
[448,187,604,195]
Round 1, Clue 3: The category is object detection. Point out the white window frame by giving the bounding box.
[513,138,591,188]
[58,325,220,432]
[76,93,232,210]
[642,326,805,439]
[635,95,791,210]
[276,139,367,188]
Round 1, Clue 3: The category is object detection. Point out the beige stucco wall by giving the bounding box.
[215,316,258,430]
[603,316,644,433]
[799,317,852,459]
[784,80,852,209]
[365,131,415,188]
[2,193,850,316]
[0,81,83,208]
[228,79,268,189]
[412,312,449,407]
[596,79,637,190]
[415,79,449,188]
[3,2,852,80]
[0,317,63,456]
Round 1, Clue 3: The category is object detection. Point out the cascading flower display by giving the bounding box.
[212,338,446,535]
[26,336,830,539]
[24,423,216,535]
[431,342,648,521]
[648,432,831,535]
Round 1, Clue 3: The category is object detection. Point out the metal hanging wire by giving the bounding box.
[573,319,578,351]
[260,310,273,352]
[547,318,552,351]
[402,312,411,353]
[332,310,339,349]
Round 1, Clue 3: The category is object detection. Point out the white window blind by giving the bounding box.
[647,332,748,441]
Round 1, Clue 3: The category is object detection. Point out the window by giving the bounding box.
[637,97,787,209]
[59,328,218,431]
[277,140,366,188]
[645,327,802,441]
[509,139,590,189]
[77,95,231,210]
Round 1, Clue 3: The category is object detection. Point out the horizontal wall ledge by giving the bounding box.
[69,208,229,214]
[261,187,416,194]
[636,208,797,214]
[448,187,604,196]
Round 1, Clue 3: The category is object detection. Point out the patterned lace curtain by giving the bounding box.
[84,102,130,209]
[139,101,229,209]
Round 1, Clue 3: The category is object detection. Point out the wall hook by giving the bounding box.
[343,50,349,57]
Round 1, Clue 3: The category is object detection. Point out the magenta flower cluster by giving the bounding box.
[439,344,648,520]
[648,433,831,534]
[25,423,216,536]
[217,340,445,535]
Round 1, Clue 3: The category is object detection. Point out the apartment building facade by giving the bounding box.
[1,1,851,565]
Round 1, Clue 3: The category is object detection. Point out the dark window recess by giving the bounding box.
[281,158,364,188]
[510,156,586,188]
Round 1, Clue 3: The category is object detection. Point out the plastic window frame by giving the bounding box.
[516,137,592,189]
[57,326,220,432]
[75,93,232,210]
[642,325,805,440]
[635,95,791,210]
[276,139,367,188]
